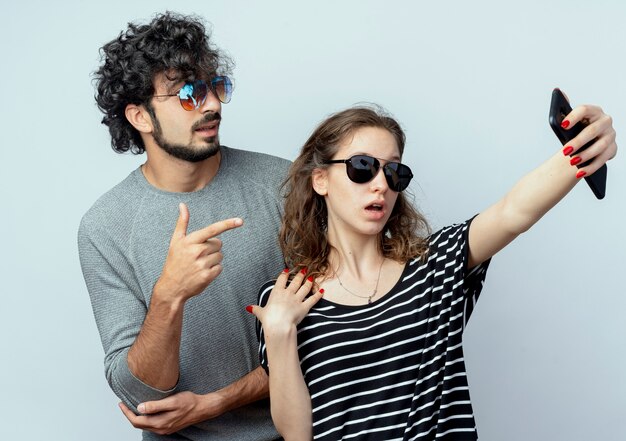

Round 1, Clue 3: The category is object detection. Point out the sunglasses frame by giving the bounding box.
[325,154,414,192]
[153,76,233,110]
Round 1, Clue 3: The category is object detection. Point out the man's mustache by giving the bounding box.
[192,112,221,130]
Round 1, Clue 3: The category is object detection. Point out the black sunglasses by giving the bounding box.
[325,154,413,192]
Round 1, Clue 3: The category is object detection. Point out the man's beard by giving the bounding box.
[151,111,221,163]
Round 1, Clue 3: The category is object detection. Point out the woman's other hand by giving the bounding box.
[561,104,617,178]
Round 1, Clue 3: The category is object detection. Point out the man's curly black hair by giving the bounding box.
[94,11,233,154]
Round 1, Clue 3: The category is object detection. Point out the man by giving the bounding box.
[78,12,289,440]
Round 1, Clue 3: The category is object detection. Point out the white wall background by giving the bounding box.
[1,1,624,439]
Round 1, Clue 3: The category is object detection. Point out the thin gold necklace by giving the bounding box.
[335,258,385,304]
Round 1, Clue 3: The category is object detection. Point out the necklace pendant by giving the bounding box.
[368,296,372,304]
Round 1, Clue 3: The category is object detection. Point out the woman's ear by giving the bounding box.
[125,103,154,134]
[312,168,328,196]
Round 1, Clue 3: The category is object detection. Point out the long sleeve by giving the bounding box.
[78,218,177,411]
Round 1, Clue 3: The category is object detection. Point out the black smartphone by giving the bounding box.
[549,88,607,199]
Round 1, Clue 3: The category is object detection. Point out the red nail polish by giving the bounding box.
[576,170,587,179]
[319,289,325,294]
[245,305,253,314]
[570,156,582,166]
[561,120,570,129]
[283,268,289,273]
[307,276,314,282]
[300,268,308,275]
[562,146,574,156]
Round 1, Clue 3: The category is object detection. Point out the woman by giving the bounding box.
[248,104,616,440]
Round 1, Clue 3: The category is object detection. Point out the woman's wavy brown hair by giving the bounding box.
[280,105,431,280]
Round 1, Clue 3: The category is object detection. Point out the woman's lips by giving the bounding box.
[364,202,386,220]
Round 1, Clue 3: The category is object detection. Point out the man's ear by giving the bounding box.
[312,168,328,196]
[124,103,153,134]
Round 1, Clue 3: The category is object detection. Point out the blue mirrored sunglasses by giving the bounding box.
[153,76,233,110]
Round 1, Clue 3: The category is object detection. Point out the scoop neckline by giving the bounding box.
[315,260,412,310]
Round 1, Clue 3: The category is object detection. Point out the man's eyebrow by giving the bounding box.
[160,71,193,91]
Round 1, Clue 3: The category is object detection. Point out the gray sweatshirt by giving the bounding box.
[78,146,290,440]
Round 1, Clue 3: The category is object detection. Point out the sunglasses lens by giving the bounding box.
[384,163,413,192]
[211,76,233,103]
[177,81,208,111]
[347,155,379,183]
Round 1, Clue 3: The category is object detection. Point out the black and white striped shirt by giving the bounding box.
[257,220,490,440]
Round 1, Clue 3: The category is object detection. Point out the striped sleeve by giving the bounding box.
[425,217,490,328]
[256,280,275,374]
